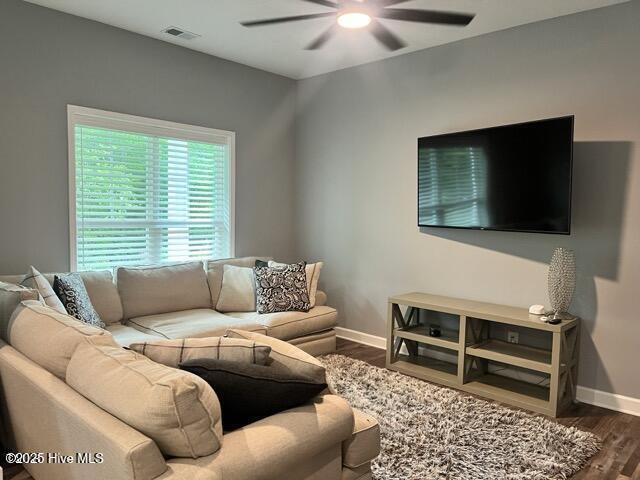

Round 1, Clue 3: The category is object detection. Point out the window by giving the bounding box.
[68,105,235,271]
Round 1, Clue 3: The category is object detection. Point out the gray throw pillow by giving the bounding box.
[253,262,310,314]
[53,273,105,328]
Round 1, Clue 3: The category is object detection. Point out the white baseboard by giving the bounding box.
[335,327,386,349]
[335,326,640,417]
[575,386,640,416]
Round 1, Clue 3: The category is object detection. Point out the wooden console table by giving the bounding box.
[386,292,580,417]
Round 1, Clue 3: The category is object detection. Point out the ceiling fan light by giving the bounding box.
[337,12,371,29]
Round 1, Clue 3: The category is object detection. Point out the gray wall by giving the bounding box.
[295,2,640,398]
[0,0,297,273]
[1,0,639,400]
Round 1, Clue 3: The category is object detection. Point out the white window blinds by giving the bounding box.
[68,106,235,271]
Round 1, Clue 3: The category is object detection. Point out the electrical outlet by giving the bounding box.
[507,331,519,344]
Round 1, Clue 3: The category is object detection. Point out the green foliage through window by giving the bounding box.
[75,125,231,270]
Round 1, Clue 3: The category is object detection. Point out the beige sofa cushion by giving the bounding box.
[0,341,168,480]
[127,309,267,339]
[226,329,327,385]
[67,338,223,458]
[342,463,373,480]
[0,282,40,340]
[215,265,255,312]
[1,271,125,324]
[106,323,163,347]
[315,290,327,307]
[306,262,323,308]
[117,261,211,319]
[7,300,116,378]
[225,306,337,340]
[129,337,272,368]
[166,394,353,480]
[0,281,39,300]
[289,329,337,357]
[20,266,66,314]
[342,409,381,468]
[79,270,123,324]
[206,257,270,307]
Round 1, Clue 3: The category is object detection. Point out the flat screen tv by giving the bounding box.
[418,116,573,234]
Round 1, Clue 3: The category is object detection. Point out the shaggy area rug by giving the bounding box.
[321,354,600,480]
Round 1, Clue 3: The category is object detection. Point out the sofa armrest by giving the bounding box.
[166,394,354,480]
[342,409,380,468]
[315,290,328,307]
[0,342,167,480]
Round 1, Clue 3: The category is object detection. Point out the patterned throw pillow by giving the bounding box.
[253,262,310,314]
[257,260,323,308]
[53,273,105,328]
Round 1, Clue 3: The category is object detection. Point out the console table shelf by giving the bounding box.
[466,339,552,373]
[395,326,460,351]
[386,292,580,417]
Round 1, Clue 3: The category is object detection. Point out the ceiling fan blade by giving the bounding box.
[370,20,406,51]
[241,12,335,27]
[378,8,475,26]
[305,25,337,49]
[375,0,413,6]
[299,0,338,7]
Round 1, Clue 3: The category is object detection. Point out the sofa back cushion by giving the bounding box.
[0,282,40,340]
[117,261,211,319]
[6,300,116,378]
[0,271,124,324]
[67,338,223,458]
[207,257,270,307]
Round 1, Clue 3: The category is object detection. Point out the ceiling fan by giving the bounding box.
[240,0,475,51]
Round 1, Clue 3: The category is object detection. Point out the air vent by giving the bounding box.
[162,26,200,40]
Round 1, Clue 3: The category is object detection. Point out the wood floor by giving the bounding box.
[335,338,640,480]
[2,339,639,479]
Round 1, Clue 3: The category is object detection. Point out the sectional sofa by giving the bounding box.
[0,256,339,354]
[0,257,380,480]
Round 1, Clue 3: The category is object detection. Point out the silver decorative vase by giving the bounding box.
[548,247,576,320]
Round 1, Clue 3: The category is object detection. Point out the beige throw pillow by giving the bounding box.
[67,338,223,458]
[79,270,124,325]
[215,265,255,312]
[129,336,272,368]
[225,329,327,385]
[20,266,66,314]
[269,261,323,308]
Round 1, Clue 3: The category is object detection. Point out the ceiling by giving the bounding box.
[25,0,628,79]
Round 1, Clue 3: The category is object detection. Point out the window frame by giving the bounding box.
[67,104,235,271]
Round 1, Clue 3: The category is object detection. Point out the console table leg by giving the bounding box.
[386,302,394,366]
[457,315,467,383]
[549,331,562,416]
